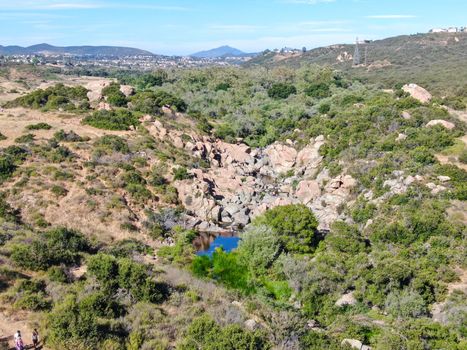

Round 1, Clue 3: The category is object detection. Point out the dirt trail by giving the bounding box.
[0,309,44,350]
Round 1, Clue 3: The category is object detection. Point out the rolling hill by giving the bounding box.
[0,43,154,57]
[246,32,467,95]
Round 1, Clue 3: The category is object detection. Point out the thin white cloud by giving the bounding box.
[0,1,102,10]
[366,15,417,19]
[0,1,190,11]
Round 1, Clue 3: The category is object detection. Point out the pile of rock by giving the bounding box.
[144,120,357,232]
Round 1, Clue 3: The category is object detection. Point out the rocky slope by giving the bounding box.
[145,117,357,233]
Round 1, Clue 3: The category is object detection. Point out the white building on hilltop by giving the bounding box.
[430,26,467,33]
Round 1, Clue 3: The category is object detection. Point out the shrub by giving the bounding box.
[179,315,270,350]
[131,90,187,114]
[0,156,16,180]
[268,83,297,99]
[48,266,70,283]
[53,129,85,142]
[50,185,68,197]
[46,295,103,349]
[0,193,20,222]
[385,288,428,318]
[459,149,467,164]
[173,167,191,180]
[88,253,165,303]
[253,204,318,253]
[318,103,331,114]
[26,122,52,130]
[93,135,130,155]
[83,109,139,130]
[15,133,35,144]
[11,227,90,270]
[305,82,331,98]
[191,249,250,291]
[157,229,196,264]
[237,225,282,276]
[135,71,167,89]
[5,83,89,111]
[102,82,128,107]
[12,279,50,311]
[0,133,6,141]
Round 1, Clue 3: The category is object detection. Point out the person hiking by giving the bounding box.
[15,334,24,350]
[13,330,21,342]
[32,329,39,349]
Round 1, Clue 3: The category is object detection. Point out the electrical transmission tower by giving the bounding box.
[353,37,361,66]
[364,45,368,66]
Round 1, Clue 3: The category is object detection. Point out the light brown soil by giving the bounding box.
[0,308,44,350]
[432,268,467,323]
[0,107,129,148]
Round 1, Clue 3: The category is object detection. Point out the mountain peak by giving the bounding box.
[190,45,247,58]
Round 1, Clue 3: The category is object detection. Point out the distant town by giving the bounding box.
[0,28,465,70]
[0,53,253,70]
[429,26,467,33]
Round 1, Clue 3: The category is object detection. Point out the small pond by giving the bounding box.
[195,231,240,256]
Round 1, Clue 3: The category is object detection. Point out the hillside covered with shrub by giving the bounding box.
[0,59,466,350]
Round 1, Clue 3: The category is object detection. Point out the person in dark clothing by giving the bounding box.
[32,329,39,349]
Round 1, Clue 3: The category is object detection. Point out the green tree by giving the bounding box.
[253,204,318,253]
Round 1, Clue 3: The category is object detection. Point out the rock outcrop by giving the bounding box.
[402,83,432,103]
[85,80,111,103]
[426,119,456,130]
[342,339,371,350]
[144,118,358,232]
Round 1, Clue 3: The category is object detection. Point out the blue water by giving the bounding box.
[196,236,240,256]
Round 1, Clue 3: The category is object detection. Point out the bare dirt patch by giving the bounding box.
[0,107,130,147]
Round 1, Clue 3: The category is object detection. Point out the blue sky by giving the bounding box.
[0,0,466,55]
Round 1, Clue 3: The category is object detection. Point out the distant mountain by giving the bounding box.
[191,45,254,58]
[0,43,154,57]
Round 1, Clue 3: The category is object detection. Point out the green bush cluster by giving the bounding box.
[131,90,187,114]
[102,82,128,107]
[5,83,89,111]
[192,249,250,291]
[0,145,28,181]
[11,227,90,270]
[179,315,271,350]
[83,109,140,130]
[267,83,297,99]
[25,122,52,130]
[253,204,318,253]
[87,253,165,303]
[93,135,130,155]
[53,129,86,142]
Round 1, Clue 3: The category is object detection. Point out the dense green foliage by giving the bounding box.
[101,82,128,107]
[11,227,90,270]
[0,145,28,181]
[82,109,140,130]
[131,90,187,114]
[5,83,89,111]
[179,315,271,349]
[267,83,297,99]
[25,122,52,130]
[253,204,318,253]
[0,61,466,349]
